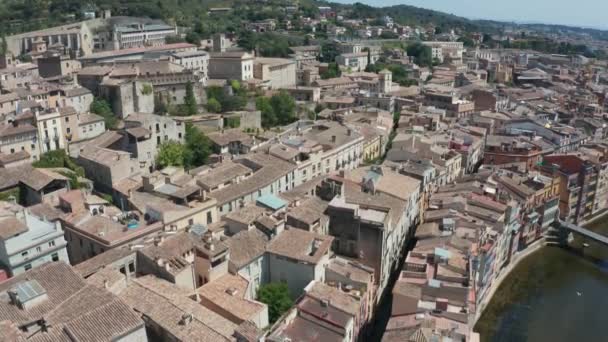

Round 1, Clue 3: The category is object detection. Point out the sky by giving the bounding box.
[333,0,608,29]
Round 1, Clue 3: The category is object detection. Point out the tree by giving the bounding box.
[156,141,186,168]
[321,62,342,79]
[320,41,340,63]
[257,282,293,323]
[90,98,118,129]
[270,91,296,125]
[185,31,201,46]
[406,42,433,68]
[256,96,276,128]
[458,36,475,48]
[183,123,212,168]
[165,35,186,44]
[33,149,84,177]
[0,36,6,55]
[184,81,198,115]
[206,98,222,113]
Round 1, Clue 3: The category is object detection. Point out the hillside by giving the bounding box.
[0,0,606,42]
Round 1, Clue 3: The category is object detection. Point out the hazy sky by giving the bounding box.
[333,0,608,29]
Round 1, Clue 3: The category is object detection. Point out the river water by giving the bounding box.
[474,217,608,342]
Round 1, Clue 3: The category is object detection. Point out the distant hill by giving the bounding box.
[0,0,606,42]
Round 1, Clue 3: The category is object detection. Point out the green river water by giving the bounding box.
[474,217,608,341]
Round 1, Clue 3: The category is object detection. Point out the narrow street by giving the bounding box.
[366,229,419,341]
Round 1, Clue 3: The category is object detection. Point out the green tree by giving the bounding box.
[257,282,293,323]
[206,98,222,113]
[270,91,296,125]
[320,41,340,63]
[165,35,186,44]
[256,96,276,128]
[225,117,240,128]
[458,36,475,48]
[33,149,84,177]
[0,36,7,55]
[154,97,168,114]
[90,98,118,129]
[406,42,433,68]
[183,123,212,168]
[185,31,201,46]
[156,141,186,168]
[184,81,198,115]
[321,62,342,79]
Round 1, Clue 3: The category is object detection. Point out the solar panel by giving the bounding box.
[13,280,46,303]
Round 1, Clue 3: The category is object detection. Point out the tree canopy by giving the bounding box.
[90,98,117,129]
[257,282,293,323]
[206,85,247,113]
[321,62,342,79]
[406,42,433,68]
[257,91,297,128]
[156,141,186,168]
[184,81,198,116]
[183,124,212,169]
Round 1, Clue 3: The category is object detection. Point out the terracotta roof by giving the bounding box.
[267,228,333,264]
[198,273,266,323]
[226,229,269,269]
[119,275,236,341]
[0,262,144,342]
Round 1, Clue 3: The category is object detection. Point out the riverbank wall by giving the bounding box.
[471,238,545,328]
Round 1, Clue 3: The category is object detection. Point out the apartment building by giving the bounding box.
[35,108,67,153]
[327,166,421,300]
[0,121,40,165]
[208,51,255,81]
[266,228,333,299]
[422,41,464,62]
[6,21,95,57]
[171,50,210,85]
[423,91,475,118]
[112,23,177,49]
[58,190,163,265]
[0,201,69,276]
[253,58,297,89]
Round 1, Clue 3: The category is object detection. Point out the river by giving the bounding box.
[474,217,608,342]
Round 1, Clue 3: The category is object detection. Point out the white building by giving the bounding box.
[112,23,177,50]
[208,51,255,81]
[35,109,67,153]
[253,58,297,89]
[336,52,369,72]
[0,202,69,276]
[171,50,210,85]
[0,122,40,166]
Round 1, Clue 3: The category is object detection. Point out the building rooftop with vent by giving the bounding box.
[0,262,146,342]
[58,190,163,264]
[198,273,269,328]
[119,274,241,341]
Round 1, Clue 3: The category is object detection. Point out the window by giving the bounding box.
[65,117,69,122]
[207,212,212,224]
[188,218,194,226]
[36,246,42,253]
[21,251,29,257]
[51,253,59,262]
[24,264,32,271]
[49,240,56,247]
[128,262,135,273]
